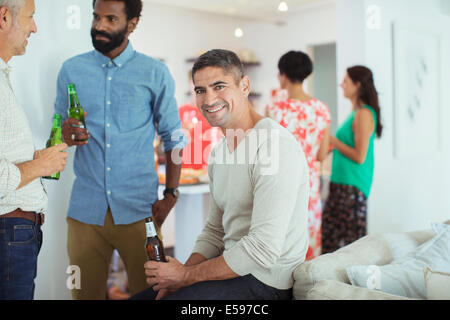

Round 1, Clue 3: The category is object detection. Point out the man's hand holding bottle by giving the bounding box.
[62,111,90,146]
[33,143,69,177]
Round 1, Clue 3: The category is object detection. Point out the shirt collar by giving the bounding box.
[94,41,135,68]
[0,57,11,73]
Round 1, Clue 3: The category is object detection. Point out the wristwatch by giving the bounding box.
[163,188,179,200]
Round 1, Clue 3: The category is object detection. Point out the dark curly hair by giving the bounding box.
[278,51,313,84]
[93,0,142,20]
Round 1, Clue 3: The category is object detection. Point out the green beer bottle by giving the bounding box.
[67,83,87,141]
[43,114,63,180]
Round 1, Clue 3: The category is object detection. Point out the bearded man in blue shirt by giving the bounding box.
[53,0,185,300]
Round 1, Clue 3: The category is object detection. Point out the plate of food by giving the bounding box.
[158,168,208,185]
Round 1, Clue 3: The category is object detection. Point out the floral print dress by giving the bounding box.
[267,98,331,260]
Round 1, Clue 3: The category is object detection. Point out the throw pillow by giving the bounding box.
[424,267,450,300]
[346,223,450,299]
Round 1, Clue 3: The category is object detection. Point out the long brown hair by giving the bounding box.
[347,66,383,138]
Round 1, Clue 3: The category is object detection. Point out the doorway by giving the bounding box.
[307,42,338,135]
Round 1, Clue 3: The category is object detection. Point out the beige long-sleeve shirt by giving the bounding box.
[192,118,310,289]
[0,58,47,215]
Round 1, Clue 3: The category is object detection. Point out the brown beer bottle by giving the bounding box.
[145,217,167,262]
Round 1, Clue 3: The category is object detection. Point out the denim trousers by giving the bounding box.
[0,217,43,300]
[130,274,292,300]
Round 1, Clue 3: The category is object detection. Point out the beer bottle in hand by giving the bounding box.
[67,83,87,141]
[145,217,167,262]
[43,114,63,180]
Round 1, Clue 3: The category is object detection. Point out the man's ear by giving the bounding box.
[0,6,12,31]
[240,75,251,98]
[127,17,139,34]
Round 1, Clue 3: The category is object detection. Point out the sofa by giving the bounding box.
[293,220,450,300]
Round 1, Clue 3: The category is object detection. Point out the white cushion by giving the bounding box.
[346,223,450,299]
[382,229,434,260]
[424,267,450,300]
[306,279,414,300]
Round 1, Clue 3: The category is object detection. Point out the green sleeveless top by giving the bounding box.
[330,105,377,198]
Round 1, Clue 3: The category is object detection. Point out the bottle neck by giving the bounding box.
[52,117,61,128]
[69,93,80,108]
[49,116,62,141]
[145,219,157,238]
[52,128,62,141]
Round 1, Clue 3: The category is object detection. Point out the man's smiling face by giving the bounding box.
[193,66,249,129]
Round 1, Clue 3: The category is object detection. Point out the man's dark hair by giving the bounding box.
[278,51,313,83]
[192,49,245,85]
[93,0,142,20]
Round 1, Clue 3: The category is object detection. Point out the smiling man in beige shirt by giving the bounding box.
[132,49,310,300]
[0,0,68,300]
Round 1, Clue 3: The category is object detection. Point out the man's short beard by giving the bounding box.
[91,25,128,54]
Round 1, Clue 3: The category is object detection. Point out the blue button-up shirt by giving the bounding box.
[54,42,185,225]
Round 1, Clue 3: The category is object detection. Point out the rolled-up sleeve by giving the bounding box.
[153,65,187,152]
[0,159,21,199]
[223,137,308,276]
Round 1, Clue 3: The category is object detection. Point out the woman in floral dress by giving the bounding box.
[266,51,331,260]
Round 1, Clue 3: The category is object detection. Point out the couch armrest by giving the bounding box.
[305,279,417,300]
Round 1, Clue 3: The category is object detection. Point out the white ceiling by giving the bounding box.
[143,0,335,23]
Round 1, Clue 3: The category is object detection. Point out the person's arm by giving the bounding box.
[1,143,68,192]
[316,126,330,162]
[151,149,182,227]
[18,144,69,189]
[330,108,374,164]
[146,255,239,293]
[184,252,207,267]
[0,158,21,197]
[151,65,186,227]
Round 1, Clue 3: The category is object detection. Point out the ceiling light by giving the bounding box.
[234,27,244,38]
[278,1,288,12]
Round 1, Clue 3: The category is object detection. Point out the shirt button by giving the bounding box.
[102,64,106,68]
[107,167,111,171]
[106,123,110,128]
[108,77,112,81]
[107,190,111,195]
[106,144,111,148]
[107,101,111,105]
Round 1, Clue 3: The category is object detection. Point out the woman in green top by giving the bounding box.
[321,66,383,254]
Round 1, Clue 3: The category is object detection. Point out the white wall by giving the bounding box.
[337,0,450,234]
[335,0,367,124]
